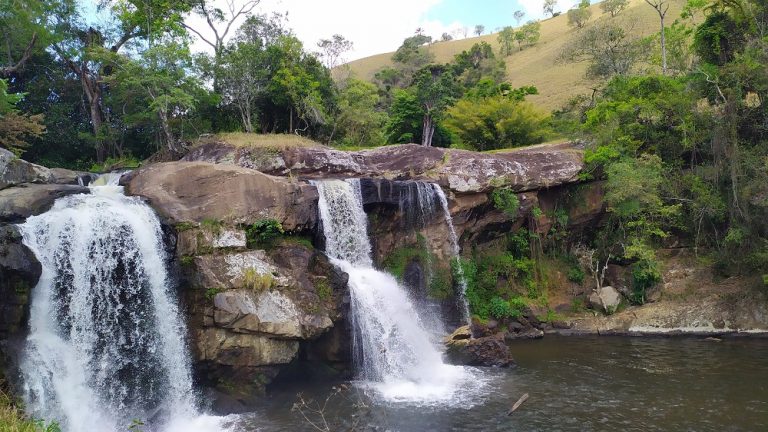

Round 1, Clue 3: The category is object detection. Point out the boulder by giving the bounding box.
[588,286,622,314]
[0,225,41,337]
[183,142,584,194]
[0,184,89,222]
[604,264,633,299]
[0,148,52,190]
[177,227,247,256]
[196,327,299,367]
[444,325,515,367]
[212,289,332,339]
[125,161,317,231]
[192,250,292,290]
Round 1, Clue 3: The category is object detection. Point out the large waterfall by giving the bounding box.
[314,179,479,404]
[17,175,228,432]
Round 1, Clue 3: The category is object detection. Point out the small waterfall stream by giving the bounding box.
[433,185,472,325]
[17,174,228,432]
[314,179,479,404]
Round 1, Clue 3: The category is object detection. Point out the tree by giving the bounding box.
[601,0,629,17]
[0,79,44,154]
[568,0,593,29]
[497,26,516,56]
[516,21,542,50]
[452,43,506,87]
[412,65,461,146]
[474,25,485,36]
[183,0,259,69]
[560,22,646,79]
[0,0,65,77]
[544,0,558,17]
[514,10,526,25]
[220,41,267,133]
[50,0,193,162]
[333,79,387,146]
[441,32,453,42]
[107,41,199,155]
[644,0,670,74]
[317,34,353,70]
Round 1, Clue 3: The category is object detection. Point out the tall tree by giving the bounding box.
[560,22,646,79]
[412,64,461,146]
[317,34,353,70]
[644,0,670,74]
[474,25,485,36]
[497,26,516,56]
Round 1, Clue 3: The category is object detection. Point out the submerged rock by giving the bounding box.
[0,225,40,337]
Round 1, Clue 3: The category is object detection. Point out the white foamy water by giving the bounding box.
[17,176,233,432]
[313,179,483,405]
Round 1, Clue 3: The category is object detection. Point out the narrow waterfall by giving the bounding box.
[433,185,472,325]
[17,175,228,432]
[314,179,476,403]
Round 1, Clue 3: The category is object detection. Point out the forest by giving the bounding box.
[1,0,767,297]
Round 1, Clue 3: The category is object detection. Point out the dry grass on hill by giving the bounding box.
[345,0,686,111]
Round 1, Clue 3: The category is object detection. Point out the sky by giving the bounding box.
[184,0,584,61]
[83,0,584,62]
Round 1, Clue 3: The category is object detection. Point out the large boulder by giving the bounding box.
[183,142,584,194]
[125,161,317,231]
[444,326,515,367]
[0,148,52,190]
[588,286,622,314]
[0,183,89,223]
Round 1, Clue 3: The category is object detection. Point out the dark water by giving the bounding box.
[235,336,768,431]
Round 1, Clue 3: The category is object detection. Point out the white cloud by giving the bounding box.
[185,0,455,61]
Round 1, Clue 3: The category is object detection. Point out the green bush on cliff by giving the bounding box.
[0,387,60,432]
[245,219,284,249]
[491,188,520,217]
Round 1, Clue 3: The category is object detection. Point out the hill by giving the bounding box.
[345,0,687,111]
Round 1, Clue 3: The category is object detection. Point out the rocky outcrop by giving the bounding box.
[125,161,317,231]
[1,148,88,190]
[0,225,40,339]
[0,183,89,222]
[588,286,622,314]
[444,326,515,367]
[183,142,584,194]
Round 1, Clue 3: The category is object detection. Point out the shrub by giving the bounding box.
[491,188,520,217]
[243,268,274,291]
[567,266,585,284]
[245,219,284,248]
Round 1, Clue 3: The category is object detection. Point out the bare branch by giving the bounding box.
[1,32,38,76]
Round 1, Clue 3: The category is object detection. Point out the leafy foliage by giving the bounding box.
[245,219,284,248]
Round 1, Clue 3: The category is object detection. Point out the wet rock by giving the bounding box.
[588,286,622,314]
[445,327,515,367]
[0,225,41,337]
[192,250,292,290]
[505,327,544,340]
[125,161,317,231]
[196,328,298,367]
[0,184,89,222]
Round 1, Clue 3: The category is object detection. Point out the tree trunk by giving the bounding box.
[289,107,294,134]
[660,14,667,75]
[157,109,180,154]
[422,114,435,146]
[82,73,107,163]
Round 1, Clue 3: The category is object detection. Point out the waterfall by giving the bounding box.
[314,179,477,404]
[17,175,230,432]
[433,185,472,325]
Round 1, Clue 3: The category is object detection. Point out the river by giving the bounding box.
[234,336,768,431]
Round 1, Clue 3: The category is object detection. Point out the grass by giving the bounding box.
[196,132,322,150]
[345,0,686,111]
[0,387,59,432]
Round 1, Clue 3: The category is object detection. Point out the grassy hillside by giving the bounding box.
[346,0,686,111]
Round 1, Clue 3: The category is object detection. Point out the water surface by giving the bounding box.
[239,336,768,431]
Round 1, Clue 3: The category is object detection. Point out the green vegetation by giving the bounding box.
[383,236,453,300]
[205,287,224,300]
[0,386,60,432]
[244,219,284,249]
[315,277,332,301]
[243,268,274,292]
[491,188,521,217]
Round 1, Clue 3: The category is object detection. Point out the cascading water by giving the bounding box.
[17,173,229,432]
[313,179,481,404]
[433,185,472,325]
